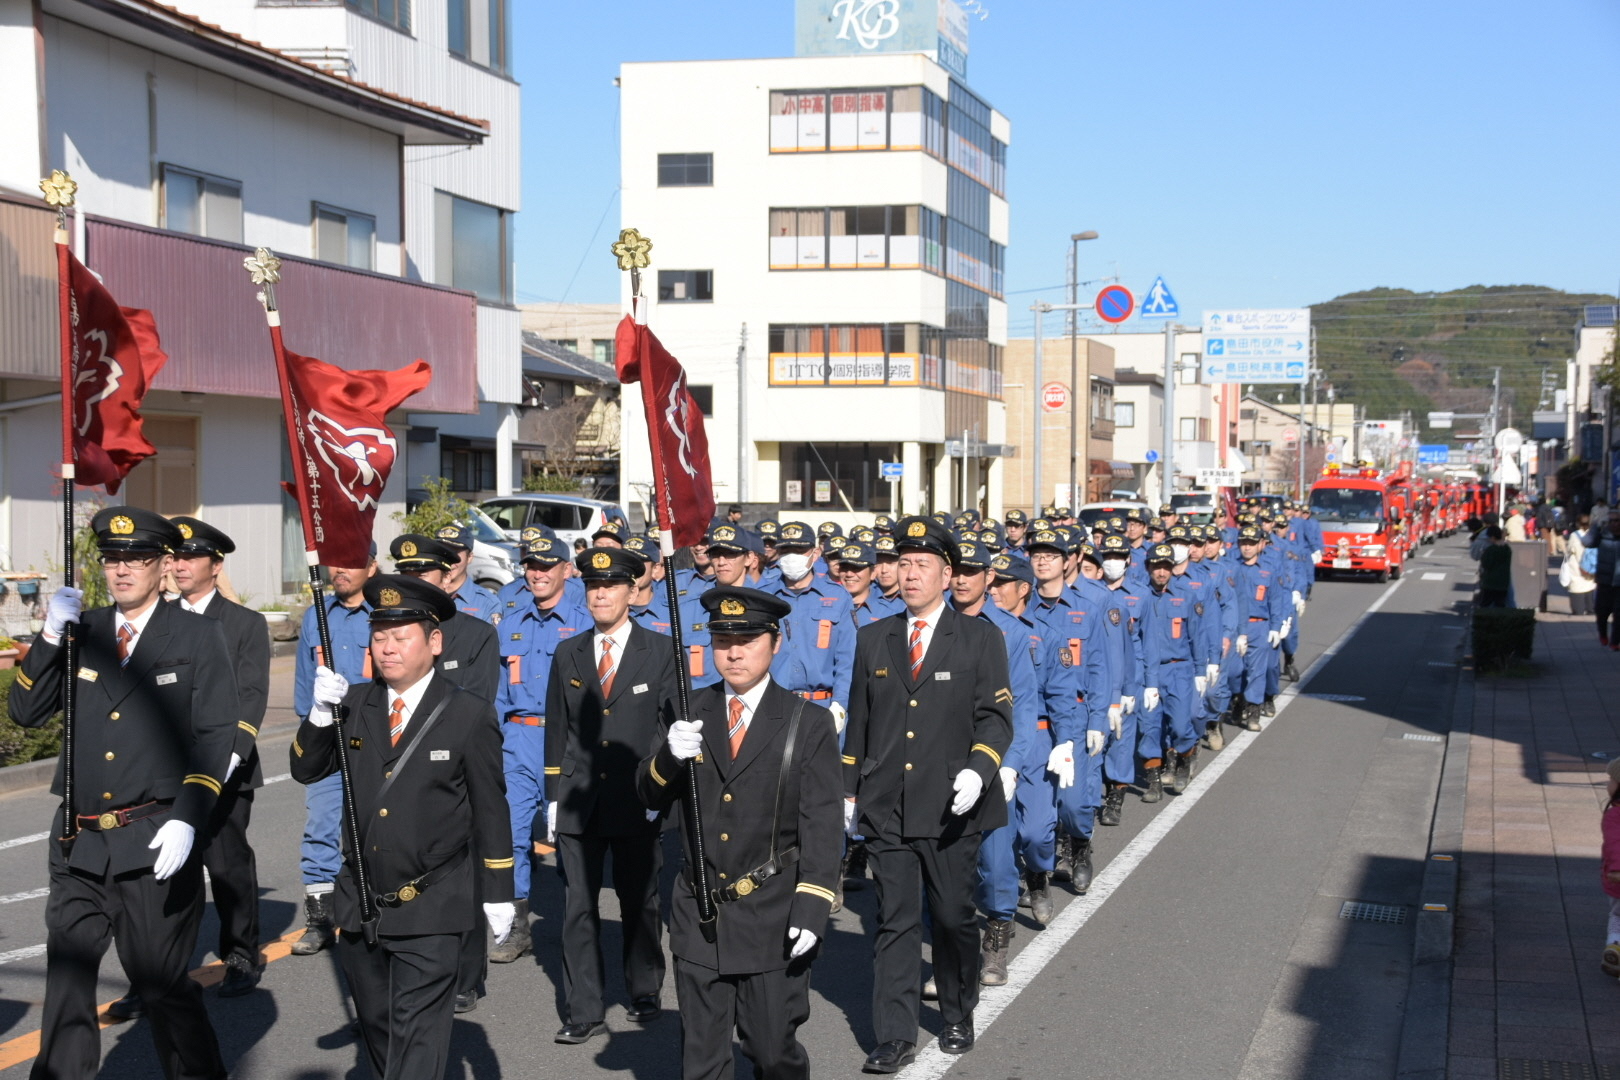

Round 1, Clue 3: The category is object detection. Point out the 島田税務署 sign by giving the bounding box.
[1201,308,1310,383]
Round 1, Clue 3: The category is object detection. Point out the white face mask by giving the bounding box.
[1171,544,1189,565]
[1101,559,1127,582]
[777,553,813,582]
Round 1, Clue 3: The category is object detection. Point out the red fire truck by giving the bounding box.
[1309,462,1418,582]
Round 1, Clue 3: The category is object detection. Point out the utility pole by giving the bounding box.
[1161,321,1176,506]
[735,323,748,504]
[1032,303,1048,513]
[1067,245,1080,509]
[1297,366,1308,498]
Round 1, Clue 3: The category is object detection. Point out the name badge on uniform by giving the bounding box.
[934,671,951,681]
[441,660,459,670]
[78,667,98,682]
[633,683,649,694]
[156,672,178,686]
[430,750,449,761]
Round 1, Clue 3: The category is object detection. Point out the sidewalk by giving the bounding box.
[1447,610,1620,1078]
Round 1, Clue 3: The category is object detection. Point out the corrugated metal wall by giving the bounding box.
[0,200,60,382]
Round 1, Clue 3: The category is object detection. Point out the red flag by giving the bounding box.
[614,315,714,548]
[277,348,430,569]
[59,245,167,494]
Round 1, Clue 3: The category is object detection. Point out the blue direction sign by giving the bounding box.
[1144,449,1161,463]
[1139,276,1179,319]
[1417,444,1450,465]
[879,461,904,482]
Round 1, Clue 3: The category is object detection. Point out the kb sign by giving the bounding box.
[1041,382,1069,412]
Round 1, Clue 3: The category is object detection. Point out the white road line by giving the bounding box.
[0,833,49,852]
[1421,572,1446,581]
[902,576,1405,1079]
[0,888,49,905]
[0,945,46,966]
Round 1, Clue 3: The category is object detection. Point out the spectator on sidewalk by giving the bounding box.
[1600,758,1620,978]
[1581,515,1620,648]
[1477,527,1512,608]
[1565,516,1598,617]
[1504,508,1529,543]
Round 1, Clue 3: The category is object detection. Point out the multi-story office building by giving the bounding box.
[617,0,1010,526]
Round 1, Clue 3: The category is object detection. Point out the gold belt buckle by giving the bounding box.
[733,878,754,897]
[97,812,118,830]
[397,884,419,903]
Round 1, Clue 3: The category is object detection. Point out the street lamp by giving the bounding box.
[1068,231,1099,511]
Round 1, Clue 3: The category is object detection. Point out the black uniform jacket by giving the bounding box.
[9,602,237,875]
[289,674,514,936]
[843,606,1014,840]
[182,594,270,789]
[637,680,842,975]
[544,622,677,837]
[436,612,499,704]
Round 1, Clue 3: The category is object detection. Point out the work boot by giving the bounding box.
[1242,703,1261,731]
[489,898,532,964]
[1204,720,1225,752]
[1100,785,1126,827]
[979,919,1014,986]
[844,840,869,889]
[1283,653,1300,682]
[291,892,335,956]
[1052,832,1072,882]
[1026,872,1054,926]
[1139,761,1164,804]
[1172,748,1195,792]
[833,854,846,914]
[1069,836,1094,894]
[1261,695,1277,718]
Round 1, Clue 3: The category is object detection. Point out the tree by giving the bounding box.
[392,476,471,535]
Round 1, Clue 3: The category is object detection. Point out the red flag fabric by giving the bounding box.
[60,245,167,494]
[614,315,715,548]
[277,347,431,568]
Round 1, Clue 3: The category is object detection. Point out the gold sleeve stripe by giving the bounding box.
[543,766,561,776]
[482,857,515,869]
[292,736,303,758]
[183,773,222,795]
[796,883,836,903]
[841,754,857,765]
[993,688,1014,704]
[237,722,259,736]
[14,672,32,690]
[971,743,1003,768]
[648,758,667,787]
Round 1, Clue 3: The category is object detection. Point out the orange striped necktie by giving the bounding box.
[909,620,927,680]
[597,637,616,697]
[728,696,746,760]
[389,697,406,747]
[117,622,135,667]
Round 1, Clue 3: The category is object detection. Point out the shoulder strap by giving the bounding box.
[766,696,807,865]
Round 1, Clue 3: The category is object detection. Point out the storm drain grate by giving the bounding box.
[1498,1060,1619,1079]
[1338,901,1407,924]
[1403,733,1445,743]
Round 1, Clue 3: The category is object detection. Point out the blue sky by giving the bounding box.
[513,0,1620,335]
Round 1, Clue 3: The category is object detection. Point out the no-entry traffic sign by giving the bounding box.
[1096,285,1134,324]
[1041,382,1069,412]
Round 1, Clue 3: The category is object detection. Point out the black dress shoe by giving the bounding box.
[939,1017,975,1054]
[218,957,261,998]
[555,1020,607,1044]
[105,993,144,1022]
[454,990,478,1014]
[626,995,661,1023]
[863,1040,916,1073]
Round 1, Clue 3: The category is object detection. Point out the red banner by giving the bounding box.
[275,341,430,569]
[59,244,167,494]
[614,315,714,548]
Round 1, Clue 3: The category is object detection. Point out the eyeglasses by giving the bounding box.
[99,553,158,568]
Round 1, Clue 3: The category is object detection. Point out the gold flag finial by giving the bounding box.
[40,170,78,208]
[243,247,283,315]
[611,228,653,271]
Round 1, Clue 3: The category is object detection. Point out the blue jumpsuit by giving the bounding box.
[452,580,503,625]
[295,597,374,887]
[1105,580,1146,786]
[850,592,905,629]
[1140,578,1217,757]
[1064,579,1126,835]
[764,578,855,709]
[1027,591,1110,846]
[1233,557,1288,707]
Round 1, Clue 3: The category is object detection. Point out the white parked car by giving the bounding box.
[479,494,630,553]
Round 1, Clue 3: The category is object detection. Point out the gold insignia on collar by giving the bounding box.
[907,521,927,538]
[177,523,193,539]
[591,552,612,570]
[110,515,135,535]
[379,587,402,607]
[719,598,745,616]
[400,540,417,558]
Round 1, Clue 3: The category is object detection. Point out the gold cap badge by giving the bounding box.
[907,521,927,538]
[714,527,734,541]
[399,540,418,558]
[591,552,612,570]
[719,598,746,616]
[379,587,402,607]
[176,523,193,539]
[109,516,134,536]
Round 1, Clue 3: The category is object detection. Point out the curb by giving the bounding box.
[1394,639,1473,1079]
[0,757,60,798]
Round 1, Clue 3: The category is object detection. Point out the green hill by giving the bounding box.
[1299,285,1612,440]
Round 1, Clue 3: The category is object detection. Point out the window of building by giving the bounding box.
[769,85,958,162]
[1239,408,1257,420]
[657,153,712,187]
[1091,381,1114,423]
[687,384,714,417]
[434,191,511,303]
[161,165,242,243]
[121,415,198,517]
[779,441,900,512]
[447,0,509,73]
[1179,417,1198,440]
[591,339,614,366]
[657,270,713,302]
[313,204,375,270]
[1115,401,1135,428]
[1178,365,1198,384]
[1241,440,1272,457]
[1179,353,1201,385]
[442,442,496,492]
[346,0,411,32]
[769,205,936,273]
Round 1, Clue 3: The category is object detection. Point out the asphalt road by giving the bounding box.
[0,540,1475,1079]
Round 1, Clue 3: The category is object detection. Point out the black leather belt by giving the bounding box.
[375,845,469,906]
[713,847,799,904]
[77,801,167,832]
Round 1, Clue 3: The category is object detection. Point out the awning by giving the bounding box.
[1229,447,1252,473]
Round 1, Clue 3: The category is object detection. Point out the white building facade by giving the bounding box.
[617,17,1010,527]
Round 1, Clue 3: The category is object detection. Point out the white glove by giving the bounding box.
[949,769,984,816]
[1120,694,1136,716]
[844,798,858,836]
[1236,635,1249,656]
[1268,630,1281,648]
[1108,705,1123,739]
[42,586,84,645]
[227,753,242,776]
[828,702,847,735]
[787,926,818,959]
[667,719,703,761]
[998,766,1017,802]
[1280,618,1292,638]
[484,901,516,945]
[546,801,558,843]
[1206,663,1220,687]
[1312,550,1323,564]
[1085,729,1106,756]
[1143,687,1161,712]
[148,819,195,881]
[645,809,660,822]
[1291,590,1302,609]
[1046,741,1076,788]
[1194,675,1207,695]
[308,666,349,728]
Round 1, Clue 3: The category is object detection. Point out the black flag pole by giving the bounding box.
[43,171,78,850]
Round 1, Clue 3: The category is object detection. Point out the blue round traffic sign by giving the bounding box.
[1096,285,1134,324]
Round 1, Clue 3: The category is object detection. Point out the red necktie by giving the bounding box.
[117,622,135,667]
[909,620,927,680]
[389,698,406,747]
[728,696,746,760]
[597,637,616,697]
